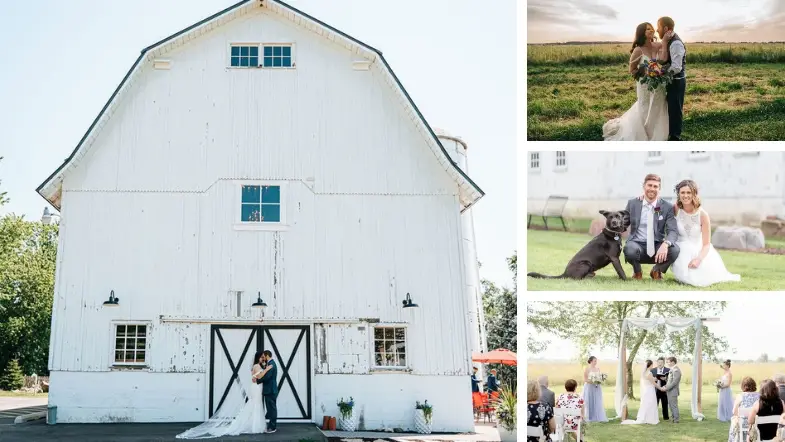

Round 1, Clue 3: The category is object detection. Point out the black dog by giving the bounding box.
[527,210,631,280]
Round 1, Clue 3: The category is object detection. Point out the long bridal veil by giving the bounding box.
[176,376,254,439]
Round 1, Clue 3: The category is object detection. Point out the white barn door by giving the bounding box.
[209,325,311,421]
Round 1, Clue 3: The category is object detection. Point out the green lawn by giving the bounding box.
[572,386,728,442]
[526,228,785,291]
[0,391,47,398]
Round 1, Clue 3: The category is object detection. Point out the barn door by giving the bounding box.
[209,325,311,420]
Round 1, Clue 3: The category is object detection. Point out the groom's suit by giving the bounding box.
[623,198,680,276]
[663,366,682,423]
[651,366,671,420]
[664,34,687,141]
[256,359,279,431]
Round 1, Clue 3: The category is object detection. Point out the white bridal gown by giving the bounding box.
[621,367,659,425]
[176,371,266,439]
[603,55,669,141]
[671,208,741,287]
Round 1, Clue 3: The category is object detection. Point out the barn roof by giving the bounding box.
[35,0,484,211]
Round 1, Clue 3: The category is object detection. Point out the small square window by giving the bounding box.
[262,44,293,68]
[229,45,260,68]
[240,185,282,223]
[373,326,407,369]
[530,152,540,169]
[113,323,148,365]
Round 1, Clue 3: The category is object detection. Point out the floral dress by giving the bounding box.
[528,402,554,442]
[557,393,585,434]
[728,392,759,442]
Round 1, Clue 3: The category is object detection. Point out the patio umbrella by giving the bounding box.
[471,348,517,365]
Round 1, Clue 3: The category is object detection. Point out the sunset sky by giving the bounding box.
[528,0,785,43]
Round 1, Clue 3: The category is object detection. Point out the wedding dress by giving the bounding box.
[671,208,741,287]
[621,365,659,425]
[176,369,266,439]
[602,55,669,141]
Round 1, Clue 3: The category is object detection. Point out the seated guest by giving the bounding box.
[728,377,759,442]
[528,380,555,442]
[775,374,785,403]
[556,379,585,441]
[539,375,555,407]
[748,380,785,442]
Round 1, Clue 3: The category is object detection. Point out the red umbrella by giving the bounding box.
[472,348,517,366]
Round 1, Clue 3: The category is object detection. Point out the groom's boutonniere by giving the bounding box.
[654,205,664,221]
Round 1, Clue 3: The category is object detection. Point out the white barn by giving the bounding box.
[36,0,487,432]
[527,151,785,223]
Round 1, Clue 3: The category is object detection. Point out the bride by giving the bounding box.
[670,179,741,287]
[176,351,269,439]
[621,360,659,425]
[603,23,671,141]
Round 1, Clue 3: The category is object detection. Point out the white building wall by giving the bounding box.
[527,151,785,222]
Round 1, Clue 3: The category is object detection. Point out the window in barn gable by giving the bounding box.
[229,44,294,68]
[372,326,407,369]
[241,185,281,223]
[263,44,293,68]
[230,45,259,67]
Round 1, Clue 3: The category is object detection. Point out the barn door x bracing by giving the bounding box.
[209,325,311,420]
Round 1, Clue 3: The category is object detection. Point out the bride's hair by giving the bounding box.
[631,23,653,54]
[252,351,264,367]
[645,359,653,369]
[674,179,702,209]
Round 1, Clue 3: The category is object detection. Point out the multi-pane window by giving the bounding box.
[114,324,147,364]
[530,152,540,169]
[373,327,407,368]
[263,45,293,68]
[648,151,662,158]
[241,185,281,223]
[230,45,259,67]
[556,151,566,167]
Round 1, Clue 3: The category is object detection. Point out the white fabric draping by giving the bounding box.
[613,317,705,421]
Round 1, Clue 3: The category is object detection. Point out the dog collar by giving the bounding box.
[604,228,623,241]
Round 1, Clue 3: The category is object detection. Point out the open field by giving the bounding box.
[527,43,785,140]
[528,361,785,441]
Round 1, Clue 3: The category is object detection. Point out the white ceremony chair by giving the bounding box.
[737,407,753,442]
[528,424,545,441]
[553,407,582,442]
[754,415,781,442]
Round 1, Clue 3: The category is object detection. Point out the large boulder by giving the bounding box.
[589,216,630,238]
[761,219,784,238]
[712,226,765,250]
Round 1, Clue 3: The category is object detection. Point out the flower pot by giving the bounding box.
[328,416,336,431]
[414,409,432,434]
[498,425,517,442]
[322,415,330,430]
[338,411,356,432]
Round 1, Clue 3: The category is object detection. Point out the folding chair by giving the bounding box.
[755,415,781,442]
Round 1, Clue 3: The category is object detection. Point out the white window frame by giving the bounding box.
[370,324,410,372]
[110,321,151,368]
[227,42,297,69]
[646,151,664,165]
[733,151,760,158]
[529,152,541,172]
[234,181,289,231]
[688,151,710,161]
[554,151,567,172]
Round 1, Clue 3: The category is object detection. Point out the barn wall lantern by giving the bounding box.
[103,290,119,307]
[402,292,418,308]
[252,291,268,309]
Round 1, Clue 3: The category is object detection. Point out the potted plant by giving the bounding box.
[495,386,517,442]
[414,400,433,434]
[337,397,356,431]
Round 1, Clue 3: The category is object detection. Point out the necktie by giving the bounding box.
[646,204,655,257]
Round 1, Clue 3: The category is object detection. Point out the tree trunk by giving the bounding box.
[626,360,635,399]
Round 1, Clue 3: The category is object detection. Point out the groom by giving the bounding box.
[623,174,680,280]
[657,16,687,141]
[255,350,279,433]
[657,357,681,423]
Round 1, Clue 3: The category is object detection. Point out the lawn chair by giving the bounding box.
[736,407,753,442]
[472,392,493,423]
[755,414,781,442]
[553,407,582,442]
[527,425,545,441]
[528,195,569,231]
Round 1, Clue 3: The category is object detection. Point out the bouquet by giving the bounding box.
[588,372,608,385]
[634,58,674,92]
[714,379,724,391]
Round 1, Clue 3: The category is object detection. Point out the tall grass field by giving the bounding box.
[527,43,785,140]
[528,361,785,441]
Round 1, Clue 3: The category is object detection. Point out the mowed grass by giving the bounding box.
[529,361,785,442]
[527,43,785,140]
[525,228,785,291]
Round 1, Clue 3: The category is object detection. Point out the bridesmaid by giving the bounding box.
[583,356,608,422]
[717,359,734,422]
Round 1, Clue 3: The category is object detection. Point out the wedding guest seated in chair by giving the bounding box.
[728,377,759,442]
[556,379,585,441]
[528,380,556,442]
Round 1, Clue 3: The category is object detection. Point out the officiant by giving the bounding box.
[652,357,671,420]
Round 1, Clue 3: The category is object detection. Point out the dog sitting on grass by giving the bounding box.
[527,210,631,280]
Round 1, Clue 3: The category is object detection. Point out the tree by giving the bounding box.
[759,353,769,363]
[0,215,59,376]
[481,252,517,390]
[0,359,25,391]
[530,301,728,399]
[0,156,9,206]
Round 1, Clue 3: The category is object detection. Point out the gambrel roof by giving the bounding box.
[36,0,484,211]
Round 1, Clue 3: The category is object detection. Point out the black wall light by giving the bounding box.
[103,290,119,307]
[252,291,268,309]
[402,292,418,308]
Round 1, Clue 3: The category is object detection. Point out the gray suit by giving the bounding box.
[663,366,682,422]
[623,198,680,274]
[539,385,555,407]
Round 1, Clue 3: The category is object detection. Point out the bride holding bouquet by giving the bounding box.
[583,356,609,422]
[602,22,674,141]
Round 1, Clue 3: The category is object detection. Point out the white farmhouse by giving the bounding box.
[528,151,785,223]
[36,0,487,432]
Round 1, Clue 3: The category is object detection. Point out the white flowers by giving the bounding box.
[588,372,608,385]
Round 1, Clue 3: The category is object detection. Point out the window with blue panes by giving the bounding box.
[263,45,292,68]
[231,45,259,67]
[241,185,281,222]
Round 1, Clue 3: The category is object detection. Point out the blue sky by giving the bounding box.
[0,0,517,286]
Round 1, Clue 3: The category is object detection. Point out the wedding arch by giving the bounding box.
[613,317,718,422]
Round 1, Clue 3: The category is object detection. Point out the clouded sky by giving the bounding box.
[528,0,785,43]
